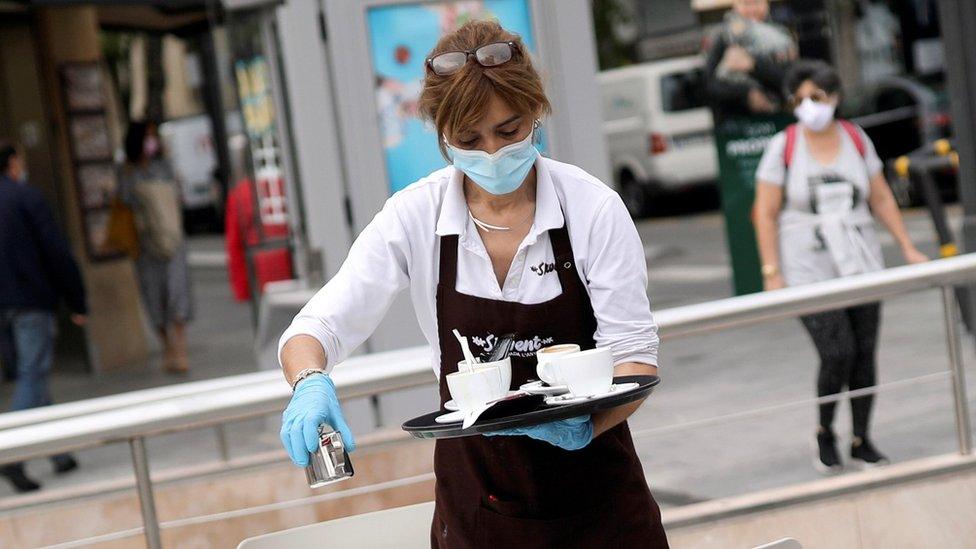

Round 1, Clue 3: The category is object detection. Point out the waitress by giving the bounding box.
[278,20,668,547]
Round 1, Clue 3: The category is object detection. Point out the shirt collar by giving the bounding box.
[435,167,468,237]
[532,157,565,234]
[434,156,564,238]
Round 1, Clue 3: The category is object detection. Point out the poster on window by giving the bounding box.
[234,55,290,228]
[366,0,538,194]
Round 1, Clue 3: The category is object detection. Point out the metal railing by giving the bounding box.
[2,255,976,549]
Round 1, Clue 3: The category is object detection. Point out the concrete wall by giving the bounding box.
[2,449,973,547]
[0,437,434,547]
[0,19,62,219]
[35,8,150,372]
[664,454,976,548]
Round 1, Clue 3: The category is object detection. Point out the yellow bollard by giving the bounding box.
[941,243,959,258]
[894,156,911,178]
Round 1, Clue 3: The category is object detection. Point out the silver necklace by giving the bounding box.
[468,209,535,232]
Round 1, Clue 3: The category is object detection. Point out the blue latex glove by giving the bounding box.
[279,374,356,467]
[484,415,594,451]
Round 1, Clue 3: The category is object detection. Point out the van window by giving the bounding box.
[661,69,705,112]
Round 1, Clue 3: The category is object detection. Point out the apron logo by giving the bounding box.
[529,262,556,276]
[470,333,556,358]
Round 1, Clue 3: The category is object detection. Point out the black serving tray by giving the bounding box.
[401,375,659,439]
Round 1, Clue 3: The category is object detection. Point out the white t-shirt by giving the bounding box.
[279,156,659,377]
[755,123,885,286]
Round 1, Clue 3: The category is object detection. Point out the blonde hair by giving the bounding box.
[418,19,551,159]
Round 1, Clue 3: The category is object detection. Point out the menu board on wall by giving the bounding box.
[59,61,124,261]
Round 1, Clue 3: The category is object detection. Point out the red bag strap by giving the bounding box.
[838,119,866,158]
[783,123,798,168]
[784,121,865,166]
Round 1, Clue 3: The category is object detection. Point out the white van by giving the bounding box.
[599,56,718,216]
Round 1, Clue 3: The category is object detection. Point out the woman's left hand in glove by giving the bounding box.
[484,415,593,451]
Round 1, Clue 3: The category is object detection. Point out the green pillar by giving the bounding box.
[713,114,793,295]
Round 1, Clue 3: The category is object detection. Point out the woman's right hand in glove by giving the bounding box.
[279,374,356,467]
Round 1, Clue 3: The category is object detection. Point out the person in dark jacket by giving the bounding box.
[703,0,797,119]
[0,143,86,492]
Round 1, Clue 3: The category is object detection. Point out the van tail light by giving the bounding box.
[929,112,951,128]
[649,133,668,155]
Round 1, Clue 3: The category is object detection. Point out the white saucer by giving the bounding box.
[543,382,640,406]
[519,380,569,396]
[445,390,522,411]
[434,410,464,424]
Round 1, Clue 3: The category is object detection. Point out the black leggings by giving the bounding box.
[800,303,881,438]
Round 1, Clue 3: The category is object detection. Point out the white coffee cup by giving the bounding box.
[536,344,581,386]
[548,347,614,397]
[446,362,508,413]
[459,357,512,393]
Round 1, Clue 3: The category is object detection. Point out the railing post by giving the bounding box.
[130,437,163,549]
[215,425,231,462]
[941,285,973,455]
[370,395,383,428]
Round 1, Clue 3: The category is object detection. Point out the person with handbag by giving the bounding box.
[117,121,193,374]
[753,61,928,473]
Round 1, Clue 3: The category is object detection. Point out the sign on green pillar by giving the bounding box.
[713,114,793,295]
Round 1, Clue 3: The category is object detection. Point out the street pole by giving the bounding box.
[942,286,973,455]
[938,0,976,328]
[200,30,232,202]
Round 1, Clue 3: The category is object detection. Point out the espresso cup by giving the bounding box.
[548,346,614,397]
[535,344,581,386]
[462,357,512,393]
[446,365,507,414]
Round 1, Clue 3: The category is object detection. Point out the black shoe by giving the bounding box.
[850,437,889,468]
[51,454,78,474]
[0,463,41,493]
[814,430,843,475]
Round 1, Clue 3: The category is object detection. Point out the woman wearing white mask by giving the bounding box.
[754,60,927,474]
[277,21,668,547]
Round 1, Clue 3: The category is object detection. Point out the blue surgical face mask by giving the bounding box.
[445,127,539,195]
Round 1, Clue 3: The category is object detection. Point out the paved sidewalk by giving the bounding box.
[633,205,976,502]
[2,209,974,509]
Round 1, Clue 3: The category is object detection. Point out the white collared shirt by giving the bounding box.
[279,156,659,377]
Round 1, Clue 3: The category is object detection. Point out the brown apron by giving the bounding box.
[431,225,669,548]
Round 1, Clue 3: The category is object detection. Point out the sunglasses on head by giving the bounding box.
[426,41,520,76]
[788,89,831,109]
